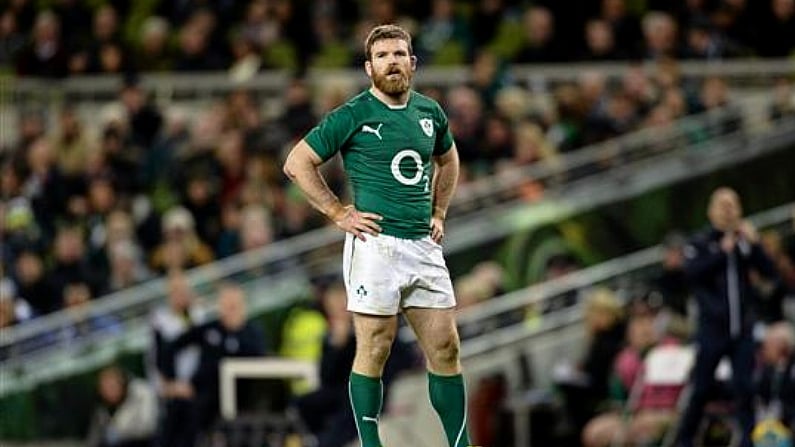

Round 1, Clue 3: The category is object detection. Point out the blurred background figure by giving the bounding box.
[2,1,795,446]
[86,365,158,447]
[754,322,795,438]
[292,281,417,447]
[161,283,266,447]
[554,287,626,440]
[676,187,778,447]
[149,271,208,447]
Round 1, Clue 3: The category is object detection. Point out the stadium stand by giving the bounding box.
[1,1,795,446]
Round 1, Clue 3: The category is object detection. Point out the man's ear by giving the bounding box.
[364,60,372,78]
[410,55,417,71]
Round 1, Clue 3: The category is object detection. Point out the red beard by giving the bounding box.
[372,66,411,95]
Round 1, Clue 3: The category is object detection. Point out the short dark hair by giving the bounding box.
[364,24,412,61]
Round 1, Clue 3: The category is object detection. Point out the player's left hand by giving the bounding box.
[430,216,445,243]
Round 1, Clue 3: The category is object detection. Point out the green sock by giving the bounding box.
[349,372,383,447]
[428,372,471,447]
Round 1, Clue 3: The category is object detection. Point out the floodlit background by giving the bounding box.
[1,0,794,446]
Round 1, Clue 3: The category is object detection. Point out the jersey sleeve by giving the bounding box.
[433,102,454,156]
[304,106,356,161]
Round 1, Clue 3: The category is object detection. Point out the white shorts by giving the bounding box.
[342,233,456,315]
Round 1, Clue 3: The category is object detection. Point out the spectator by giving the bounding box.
[52,107,93,185]
[12,249,56,315]
[641,11,679,60]
[51,0,91,51]
[278,285,329,395]
[697,76,743,137]
[120,79,164,151]
[135,16,173,72]
[555,287,626,437]
[150,206,214,274]
[307,13,353,69]
[470,0,508,49]
[446,85,485,164]
[682,18,744,60]
[78,5,127,75]
[676,187,779,447]
[88,209,142,279]
[515,6,560,63]
[94,126,138,195]
[24,137,68,238]
[106,240,151,294]
[581,18,627,61]
[600,0,643,58]
[752,230,792,323]
[755,322,795,433]
[150,272,208,447]
[15,10,68,77]
[416,0,472,65]
[278,78,317,143]
[59,282,122,344]
[162,283,266,446]
[180,173,221,249]
[294,281,417,447]
[50,225,103,297]
[582,314,684,447]
[0,10,26,66]
[0,278,33,326]
[238,204,273,253]
[86,366,158,447]
[755,0,795,57]
[86,366,157,447]
[228,34,262,82]
[173,19,225,72]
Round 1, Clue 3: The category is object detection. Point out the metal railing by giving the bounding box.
[439,202,795,355]
[0,99,778,350]
[9,58,793,102]
[1,102,793,394]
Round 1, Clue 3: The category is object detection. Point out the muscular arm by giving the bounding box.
[431,144,460,220]
[283,139,382,240]
[283,139,346,221]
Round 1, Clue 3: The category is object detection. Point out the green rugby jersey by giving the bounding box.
[305,89,454,239]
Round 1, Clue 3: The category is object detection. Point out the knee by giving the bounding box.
[428,336,460,370]
[357,334,393,366]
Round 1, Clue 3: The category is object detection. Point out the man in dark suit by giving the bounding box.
[677,187,778,447]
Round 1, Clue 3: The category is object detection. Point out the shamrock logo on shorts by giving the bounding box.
[356,285,368,298]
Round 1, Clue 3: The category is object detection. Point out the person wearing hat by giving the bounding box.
[150,206,214,274]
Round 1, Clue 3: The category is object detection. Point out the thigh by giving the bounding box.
[343,233,401,316]
[400,237,456,310]
[403,307,460,352]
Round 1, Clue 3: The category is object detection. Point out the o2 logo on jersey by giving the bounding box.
[391,149,429,192]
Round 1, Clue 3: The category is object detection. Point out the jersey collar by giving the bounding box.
[368,88,411,110]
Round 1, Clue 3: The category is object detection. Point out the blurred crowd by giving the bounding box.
[6,55,794,326]
[72,192,795,447]
[459,191,795,447]
[77,274,418,447]
[3,0,795,326]
[3,0,795,77]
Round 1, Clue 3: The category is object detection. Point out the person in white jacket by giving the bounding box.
[86,366,158,447]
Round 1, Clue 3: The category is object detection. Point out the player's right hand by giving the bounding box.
[333,205,382,241]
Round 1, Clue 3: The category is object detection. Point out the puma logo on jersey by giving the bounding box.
[361,123,383,140]
[361,416,379,424]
